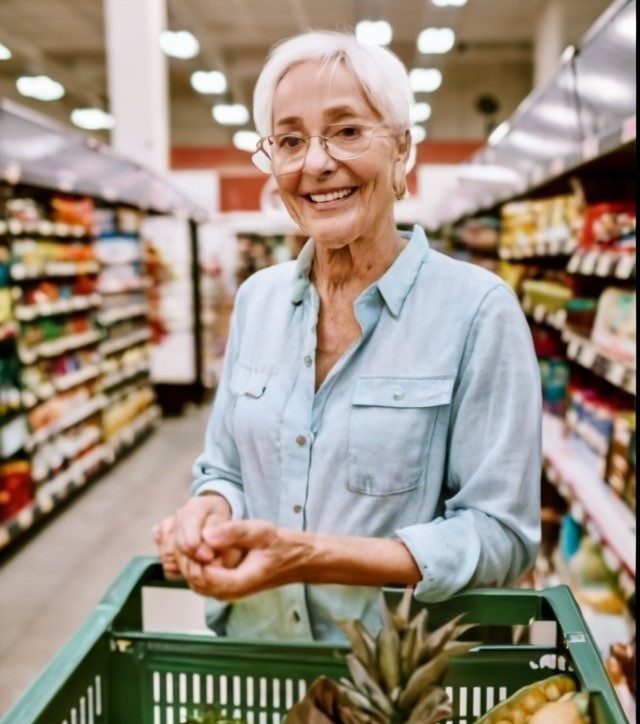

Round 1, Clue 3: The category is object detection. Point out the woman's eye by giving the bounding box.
[335,126,361,139]
[279,135,304,150]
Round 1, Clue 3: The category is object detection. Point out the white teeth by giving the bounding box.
[309,188,352,203]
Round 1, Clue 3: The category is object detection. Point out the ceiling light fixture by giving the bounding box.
[71,108,115,131]
[16,75,65,101]
[410,126,427,144]
[355,20,393,46]
[417,27,456,54]
[409,68,443,93]
[233,130,260,153]
[212,103,250,125]
[431,0,468,6]
[410,102,432,123]
[457,164,521,184]
[159,30,199,59]
[0,42,11,60]
[191,70,227,94]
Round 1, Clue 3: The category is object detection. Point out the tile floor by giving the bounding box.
[0,403,213,718]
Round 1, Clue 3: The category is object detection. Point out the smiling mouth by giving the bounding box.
[306,188,356,204]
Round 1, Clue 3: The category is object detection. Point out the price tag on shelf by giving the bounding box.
[595,252,614,277]
[577,344,597,369]
[566,338,580,360]
[581,136,600,161]
[552,309,566,329]
[623,373,635,396]
[569,501,584,523]
[614,253,636,279]
[606,362,626,388]
[620,115,636,144]
[566,253,581,274]
[533,305,546,323]
[580,252,598,275]
[618,569,635,598]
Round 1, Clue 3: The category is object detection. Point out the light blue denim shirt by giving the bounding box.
[193,225,541,641]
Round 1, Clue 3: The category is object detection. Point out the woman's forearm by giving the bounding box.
[287,528,422,587]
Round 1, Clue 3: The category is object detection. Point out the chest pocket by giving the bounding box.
[230,364,270,398]
[348,376,454,496]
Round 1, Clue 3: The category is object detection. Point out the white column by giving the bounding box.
[103,0,169,174]
[533,0,568,88]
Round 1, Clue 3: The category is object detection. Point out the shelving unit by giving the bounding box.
[0,99,206,554]
[439,1,636,702]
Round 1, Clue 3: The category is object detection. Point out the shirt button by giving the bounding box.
[304,355,312,367]
[292,609,301,622]
[293,504,302,514]
[295,435,306,446]
[393,391,404,401]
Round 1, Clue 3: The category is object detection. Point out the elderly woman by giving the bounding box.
[154,30,541,641]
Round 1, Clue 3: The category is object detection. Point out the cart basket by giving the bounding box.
[1,556,629,723]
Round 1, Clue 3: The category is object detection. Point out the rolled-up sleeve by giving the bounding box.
[396,284,542,601]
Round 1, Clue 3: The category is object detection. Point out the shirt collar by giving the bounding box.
[291,224,430,315]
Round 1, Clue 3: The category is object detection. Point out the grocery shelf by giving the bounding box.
[542,412,636,579]
[10,261,100,280]
[563,330,636,396]
[499,238,577,260]
[26,394,108,449]
[97,303,148,326]
[99,328,150,357]
[101,361,150,391]
[17,329,103,364]
[0,406,161,553]
[567,248,636,279]
[14,294,102,321]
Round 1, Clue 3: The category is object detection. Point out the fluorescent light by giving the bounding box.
[613,7,636,44]
[159,30,199,59]
[16,75,65,101]
[212,103,250,125]
[488,121,510,146]
[508,129,576,157]
[410,126,427,144]
[457,164,521,184]
[355,20,393,46]
[432,0,467,6]
[560,44,577,64]
[0,42,11,60]
[410,102,432,123]
[417,28,456,54]
[409,68,443,93]
[530,102,578,129]
[191,70,227,94]
[71,108,115,130]
[233,130,260,152]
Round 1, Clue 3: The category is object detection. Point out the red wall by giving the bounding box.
[171,140,482,213]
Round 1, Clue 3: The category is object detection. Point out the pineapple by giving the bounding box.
[285,588,478,723]
[475,674,585,724]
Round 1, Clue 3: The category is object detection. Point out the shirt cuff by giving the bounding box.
[193,479,246,521]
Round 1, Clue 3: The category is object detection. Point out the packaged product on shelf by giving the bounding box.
[580,202,636,252]
[0,459,33,523]
[538,358,570,417]
[590,287,636,364]
[564,297,598,338]
[604,412,636,511]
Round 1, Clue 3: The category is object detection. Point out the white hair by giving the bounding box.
[252,30,414,138]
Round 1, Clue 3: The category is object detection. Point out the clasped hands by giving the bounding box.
[152,494,307,601]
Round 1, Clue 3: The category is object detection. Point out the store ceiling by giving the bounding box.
[0,0,614,147]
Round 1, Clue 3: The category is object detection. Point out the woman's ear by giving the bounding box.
[393,130,412,200]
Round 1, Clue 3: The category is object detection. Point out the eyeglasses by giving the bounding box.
[252,123,392,175]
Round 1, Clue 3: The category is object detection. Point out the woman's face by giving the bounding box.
[270,60,408,250]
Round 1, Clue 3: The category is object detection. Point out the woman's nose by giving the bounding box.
[302,136,337,174]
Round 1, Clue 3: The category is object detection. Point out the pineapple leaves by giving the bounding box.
[288,589,478,724]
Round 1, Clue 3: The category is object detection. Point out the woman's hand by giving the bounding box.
[152,494,242,581]
[175,519,310,600]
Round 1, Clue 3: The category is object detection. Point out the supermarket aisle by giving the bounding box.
[0,402,212,716]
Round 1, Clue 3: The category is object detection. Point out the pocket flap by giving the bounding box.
[353,376,454,408]
[230,364,270,398]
